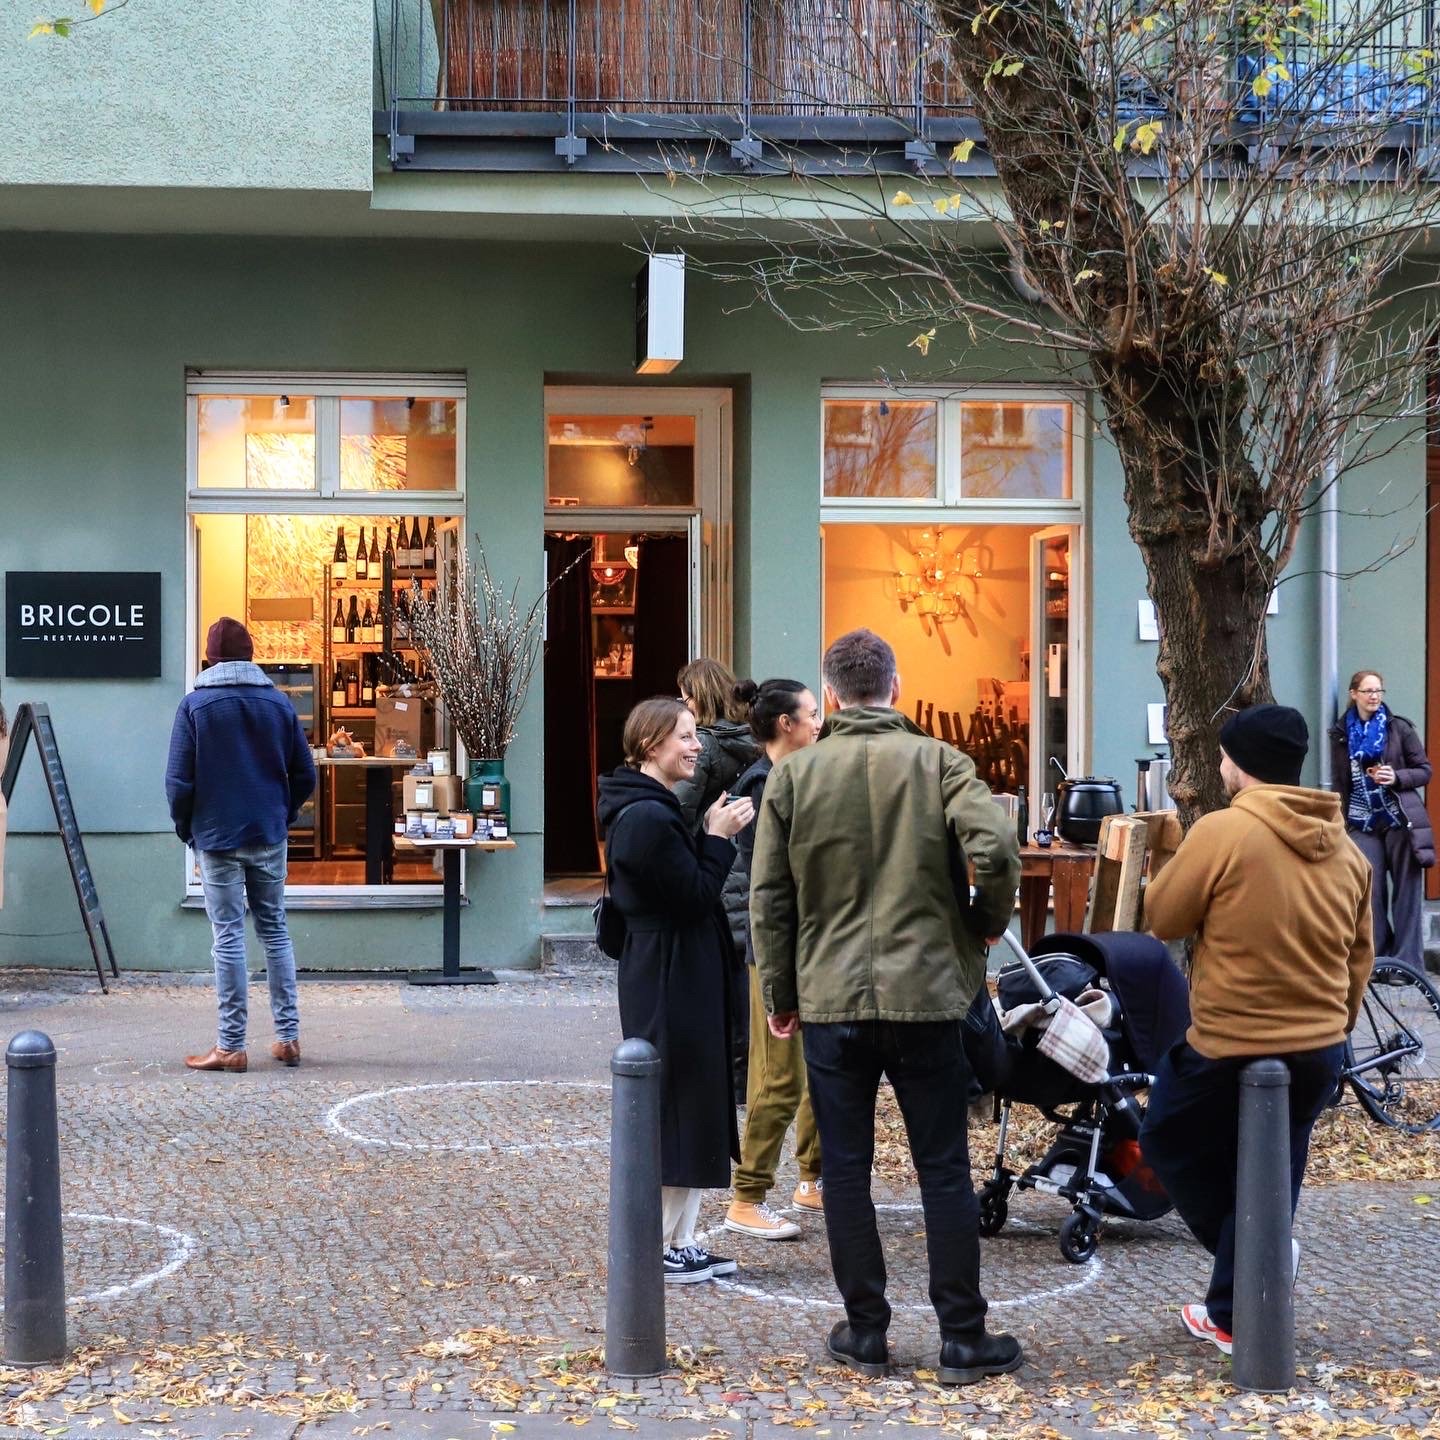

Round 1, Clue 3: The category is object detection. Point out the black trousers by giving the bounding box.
[1352,825,1425,969]
[1139,1039,1345,1334]
[802,1019,986,1339]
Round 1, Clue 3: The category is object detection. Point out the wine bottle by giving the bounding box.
[383,525,396,576]
[361,655,375,706]
[409,517,425,571]
[398,516,413,572]
[346,594,360,643]
[331,526,348,581]
[345,663,360,708]
[422,516,437,570]
[1016,784,1029,848]
[331,598,346,644]
[361,598,375,644]
[356,525,369,581]
[331,663,346,710]
[369,527,380,572]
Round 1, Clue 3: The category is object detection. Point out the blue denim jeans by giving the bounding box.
[197,841,299,1052]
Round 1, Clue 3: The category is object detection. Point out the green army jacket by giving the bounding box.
[750,706,1020,1023]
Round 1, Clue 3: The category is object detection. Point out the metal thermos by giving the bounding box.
[1135,752,1175,812]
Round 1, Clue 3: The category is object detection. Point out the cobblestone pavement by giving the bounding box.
[0,966,1436,1440]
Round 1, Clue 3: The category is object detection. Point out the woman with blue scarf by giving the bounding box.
[1329,670,1434,968]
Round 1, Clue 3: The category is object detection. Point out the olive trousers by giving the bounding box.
[733,971,821,1201]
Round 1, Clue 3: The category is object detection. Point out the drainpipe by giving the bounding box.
[1318,345,1341,787]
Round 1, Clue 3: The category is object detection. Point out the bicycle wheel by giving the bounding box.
[1346,959,1440,1133]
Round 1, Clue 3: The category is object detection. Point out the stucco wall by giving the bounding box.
[0,231,1424,970]
[0,1,372,191]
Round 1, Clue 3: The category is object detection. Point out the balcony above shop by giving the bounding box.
[376,0,1440,177]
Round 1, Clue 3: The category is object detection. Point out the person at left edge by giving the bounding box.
[165,617,316,1074]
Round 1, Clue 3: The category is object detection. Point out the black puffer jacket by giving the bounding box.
[672,720,758,832]
[721,754,773,961]
[1329,708,1435,868]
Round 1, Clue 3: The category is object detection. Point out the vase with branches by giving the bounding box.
[405,539,587,820]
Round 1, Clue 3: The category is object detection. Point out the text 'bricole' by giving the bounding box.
[19,603,147,640]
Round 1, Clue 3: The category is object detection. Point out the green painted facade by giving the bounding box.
[0,0,1431,970]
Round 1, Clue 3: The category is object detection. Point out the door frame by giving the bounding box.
[1030,525,1085,805]
[542,386,733,665]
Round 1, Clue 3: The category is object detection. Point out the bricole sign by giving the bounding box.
[5,572,162,678]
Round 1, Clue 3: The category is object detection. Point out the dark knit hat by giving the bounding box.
[1219,703,1308,786]
[205,617,253,665]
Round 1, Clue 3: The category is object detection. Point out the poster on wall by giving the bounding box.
[4,572,162,679]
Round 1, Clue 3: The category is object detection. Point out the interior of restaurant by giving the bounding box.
[191,389,462,888]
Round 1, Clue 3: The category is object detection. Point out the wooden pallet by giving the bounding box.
[1084,810,1184,933]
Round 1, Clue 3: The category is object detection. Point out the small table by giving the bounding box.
[315,755,416,884]
[393,834,517,985]
[1017,841,1096,952]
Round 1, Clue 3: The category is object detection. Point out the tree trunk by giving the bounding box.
[935,0,1278,821]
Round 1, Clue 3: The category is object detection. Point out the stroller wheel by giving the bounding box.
[1058,1209,1100,1264]
[978,1191,1009,1237]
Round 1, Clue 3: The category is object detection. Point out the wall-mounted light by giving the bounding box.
[279,394,291,408]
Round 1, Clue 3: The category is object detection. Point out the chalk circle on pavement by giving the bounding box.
[703,1203,1104,1313]
[0,1213,199,1308]
[324,1078,612,1155]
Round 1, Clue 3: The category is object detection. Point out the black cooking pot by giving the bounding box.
[1056,777,1124,845]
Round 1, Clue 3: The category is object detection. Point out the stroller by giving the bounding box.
[962,930,1191,1263]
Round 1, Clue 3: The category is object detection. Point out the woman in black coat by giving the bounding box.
[596,696,755,1286]
[1329,668,1434,969]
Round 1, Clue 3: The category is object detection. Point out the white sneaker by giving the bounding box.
[724,1200,801,1240]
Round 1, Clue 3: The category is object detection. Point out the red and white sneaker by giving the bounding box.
[1181,1304,1232,1355]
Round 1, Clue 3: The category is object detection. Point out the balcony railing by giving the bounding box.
[375,1,1438,173]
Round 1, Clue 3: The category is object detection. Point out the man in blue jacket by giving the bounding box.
[166,617,316,1073]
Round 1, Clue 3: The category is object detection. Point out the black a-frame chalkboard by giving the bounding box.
[1,703,119,992]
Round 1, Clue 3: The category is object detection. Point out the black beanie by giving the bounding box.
[1219,704,1309,786]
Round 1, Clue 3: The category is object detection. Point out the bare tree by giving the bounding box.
[651,0,1440,819]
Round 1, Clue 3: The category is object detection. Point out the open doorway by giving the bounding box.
[543,529,690,878]
[542,390,731,886]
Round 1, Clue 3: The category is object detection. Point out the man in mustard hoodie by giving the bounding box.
[1141,703,1373,1356]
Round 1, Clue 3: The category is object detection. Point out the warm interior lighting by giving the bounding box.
[635,356,681,375]
[894,526,983,628]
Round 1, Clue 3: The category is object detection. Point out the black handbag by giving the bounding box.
[593,802,645,959]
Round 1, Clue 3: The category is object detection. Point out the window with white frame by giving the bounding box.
[822,386,1081,506]
[185,374,467,899]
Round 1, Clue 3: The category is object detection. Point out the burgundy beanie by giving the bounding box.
[1219,703,1308,786]
[205,616,254,665]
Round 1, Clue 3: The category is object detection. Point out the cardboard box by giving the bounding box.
[375,692,435,757]
[404,772,461,815]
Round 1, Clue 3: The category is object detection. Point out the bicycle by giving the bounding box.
[1339,958,1440,1133]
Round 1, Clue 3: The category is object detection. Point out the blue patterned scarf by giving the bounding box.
[1346,704,1402,832]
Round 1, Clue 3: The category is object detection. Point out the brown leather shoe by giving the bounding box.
[184,1046,247,1073]
[270,1039,301,1066]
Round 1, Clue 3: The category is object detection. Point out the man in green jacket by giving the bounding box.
[751,628,1023,1384]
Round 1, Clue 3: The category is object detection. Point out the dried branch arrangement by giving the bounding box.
[406,541,587,761]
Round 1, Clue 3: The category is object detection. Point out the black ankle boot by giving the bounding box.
[826,1321,890,1378]
[936,1331,1023,1385]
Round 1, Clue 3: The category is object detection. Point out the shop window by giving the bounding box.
[960,401,1072,500]
[546,414,696,506]
[823,399,938,499]
[341,397,459,492]
[196,395,316,490]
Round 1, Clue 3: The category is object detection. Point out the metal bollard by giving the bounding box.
[4,1031,67,1365]
[1232,1058,1294,1392]
[605,1038,665,1377]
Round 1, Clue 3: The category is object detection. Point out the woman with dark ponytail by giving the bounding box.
[721,677,825,1242]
